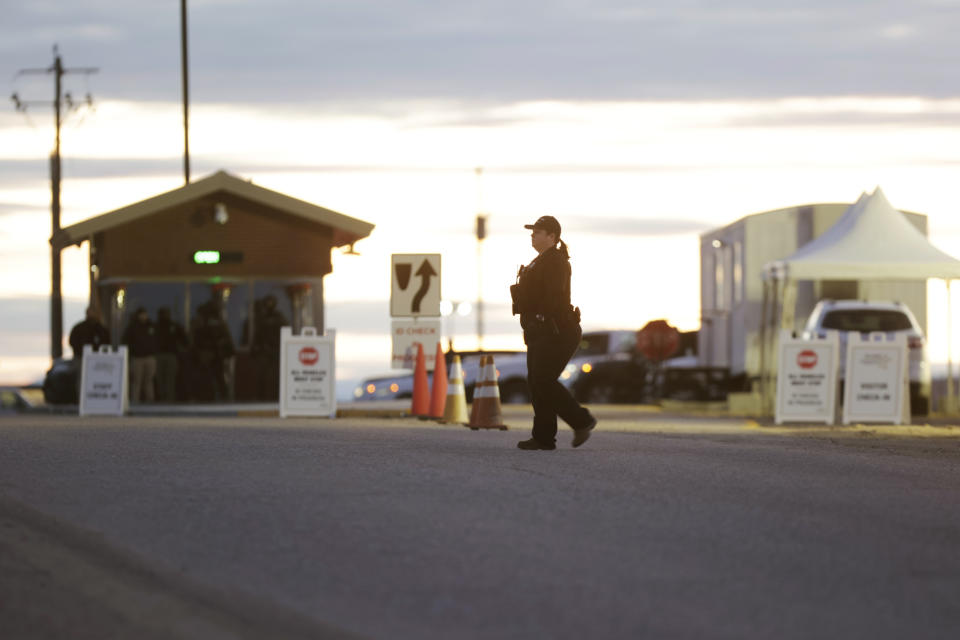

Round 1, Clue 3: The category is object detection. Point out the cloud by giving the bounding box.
[0,296,88,383]
[2,1,958,105]
[563,216,711,236]
[0,201,46,216]
[723,106,960,129]
[0,296,87,336]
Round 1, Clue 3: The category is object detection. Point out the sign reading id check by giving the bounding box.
[391,319,441,370]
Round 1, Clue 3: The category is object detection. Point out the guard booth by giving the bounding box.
[54,170,374,402]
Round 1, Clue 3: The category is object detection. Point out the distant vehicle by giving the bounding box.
[355,330,653,405]
[564,330,649,403]
[354,350,529,403]
[42,358,79,405]
[801,299,930,414]
[0,387,35,413]
[650,355,732,402]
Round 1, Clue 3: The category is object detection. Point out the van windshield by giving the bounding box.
[821,309,913,332]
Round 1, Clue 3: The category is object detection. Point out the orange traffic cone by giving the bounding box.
[411,342,430,417]
[467,355,508,430]
[439,354,469,424]
[429,342,448,419]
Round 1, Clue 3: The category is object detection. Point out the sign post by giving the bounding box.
[775,330,840,425]
[842,332,909,425]
[279,326,336,418]
[79,345,129,416]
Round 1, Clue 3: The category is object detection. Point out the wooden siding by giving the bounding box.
[95,192,334,279]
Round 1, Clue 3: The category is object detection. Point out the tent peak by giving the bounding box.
[762,188,960,281]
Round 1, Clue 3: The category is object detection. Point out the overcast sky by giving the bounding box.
[2,1,960,389]
[4,0,959,106]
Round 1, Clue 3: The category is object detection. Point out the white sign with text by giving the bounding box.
[775,330,840,425]
[391,319,442,370]
[79,345,129,417]
[279,326,336,418]
[843,332,909,425]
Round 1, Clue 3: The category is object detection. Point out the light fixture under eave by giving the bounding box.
[213,202,228,224]
[341,243,360,256]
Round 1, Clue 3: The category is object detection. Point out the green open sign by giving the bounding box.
[193,250,220,264]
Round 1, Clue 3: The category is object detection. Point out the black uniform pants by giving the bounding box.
[526,326,592,444]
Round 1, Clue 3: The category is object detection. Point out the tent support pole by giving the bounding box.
[948,279,956,413]
[758,280,767,398]
[767,276,781,414]
[759,278,769,410]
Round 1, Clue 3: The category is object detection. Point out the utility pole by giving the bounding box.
[12,45,97,360]
[181,0,190,183]
[475,167,487,351]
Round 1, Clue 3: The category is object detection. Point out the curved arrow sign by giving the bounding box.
[412,259,437,313]
[391,253,441,317]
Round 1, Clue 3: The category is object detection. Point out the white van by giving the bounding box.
[801,300,930,414]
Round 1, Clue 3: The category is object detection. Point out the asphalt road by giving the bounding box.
[2,411,960,639]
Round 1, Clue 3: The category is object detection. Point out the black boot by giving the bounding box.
[572,413,597,448]
[517,438,556,450]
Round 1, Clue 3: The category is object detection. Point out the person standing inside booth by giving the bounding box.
[510,216,597,450]
[251,294,288,401]
[123,307,158,404]
[191,301,235,402]
[155,307,188,402]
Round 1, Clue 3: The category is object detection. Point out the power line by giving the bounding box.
[181,0,190,184]
[11,44,98,361]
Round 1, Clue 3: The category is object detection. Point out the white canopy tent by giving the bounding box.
[759,187,960,413]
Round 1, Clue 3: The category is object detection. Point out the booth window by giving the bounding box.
[714,247,727,311]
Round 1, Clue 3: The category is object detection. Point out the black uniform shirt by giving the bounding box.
[123,320,157,358]
[514,245,572,326]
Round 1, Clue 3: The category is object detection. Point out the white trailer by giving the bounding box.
[699,201,928,388]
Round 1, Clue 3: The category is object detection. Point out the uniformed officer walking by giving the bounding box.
[511,216,597,449]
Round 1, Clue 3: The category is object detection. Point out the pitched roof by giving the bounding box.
[54,170,374,250]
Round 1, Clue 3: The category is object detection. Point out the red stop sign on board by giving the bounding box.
[299,346,319,366]
[797,349,818,369]
[636,320,681,362]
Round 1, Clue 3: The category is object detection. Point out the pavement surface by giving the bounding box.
[2,406,960,639]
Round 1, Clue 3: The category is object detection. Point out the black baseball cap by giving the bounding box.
[524,215,561,237]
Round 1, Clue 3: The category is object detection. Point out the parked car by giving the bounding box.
[649,355,736,402]
[353,350,529,403]
[42,358,79,405]
[0,387,35,413]
[801,299,930,414]
[564,330,649,403]
[355,330,653,405]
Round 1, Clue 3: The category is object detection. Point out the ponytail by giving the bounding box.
[557,238,570,259]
